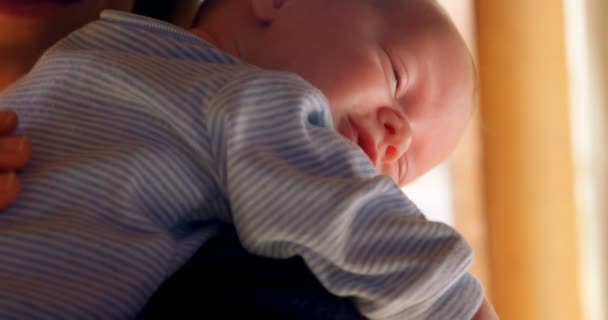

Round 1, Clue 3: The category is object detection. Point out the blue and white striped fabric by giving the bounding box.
[0,11,482,320]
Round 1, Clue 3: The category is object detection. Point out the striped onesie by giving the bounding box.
[0,11,482,320]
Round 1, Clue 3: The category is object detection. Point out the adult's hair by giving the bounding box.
[132,0,179,21]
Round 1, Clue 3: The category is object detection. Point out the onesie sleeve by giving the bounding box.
[208,71,484,320]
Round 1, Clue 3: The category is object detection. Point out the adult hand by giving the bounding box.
[0,111,31,210]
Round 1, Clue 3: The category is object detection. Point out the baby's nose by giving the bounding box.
[378,108,412,162]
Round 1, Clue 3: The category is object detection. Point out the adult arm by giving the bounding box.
[138,223,366,319]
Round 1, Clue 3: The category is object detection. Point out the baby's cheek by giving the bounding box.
[377,161,398,183]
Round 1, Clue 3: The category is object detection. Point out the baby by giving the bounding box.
[0,0,494,319]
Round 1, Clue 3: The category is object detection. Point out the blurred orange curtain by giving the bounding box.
[474,1,583,320]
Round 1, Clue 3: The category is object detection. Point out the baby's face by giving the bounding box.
[246,0,474,186]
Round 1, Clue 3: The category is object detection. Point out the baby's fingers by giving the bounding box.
[0,111,18,135]
[0,136,32,170]
[0,172,20,210]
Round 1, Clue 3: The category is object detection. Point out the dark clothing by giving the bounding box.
[138,224,366,320]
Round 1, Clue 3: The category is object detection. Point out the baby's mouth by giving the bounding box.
[348,118,378,164]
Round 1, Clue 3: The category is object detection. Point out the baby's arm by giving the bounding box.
[0,110,31,209]
[213,72,485,320]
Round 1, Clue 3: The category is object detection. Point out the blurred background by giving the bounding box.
[402,1,607,320]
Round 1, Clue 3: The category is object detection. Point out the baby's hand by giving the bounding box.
[0,111,32,210]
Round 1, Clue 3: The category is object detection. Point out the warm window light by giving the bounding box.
[564,0,607,319]
[402,163,454,225]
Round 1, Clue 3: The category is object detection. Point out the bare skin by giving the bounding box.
[192,0,474,186]
[0,110,30,209]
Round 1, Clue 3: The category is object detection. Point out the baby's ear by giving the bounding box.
[250,0,289,24]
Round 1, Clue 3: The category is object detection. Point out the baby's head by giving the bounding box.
[193,0,475,186]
